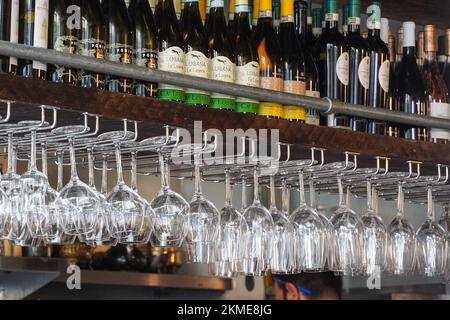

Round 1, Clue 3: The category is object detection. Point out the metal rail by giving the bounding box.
[0,41,450,130]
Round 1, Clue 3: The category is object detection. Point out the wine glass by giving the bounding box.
[186,152,220,264]
[241,166,274,276]
[387,182,416,276]
[150,142,189,248]
[290,170,326,273]
[330,176,364,276]
[268,173,294,274]
[361,181,387,276]
[58,135,101,235]
[416,185,447,277]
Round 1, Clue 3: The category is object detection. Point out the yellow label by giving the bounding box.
[280,0,293,18]
[229,0,235,13]
[259,102,283,117]
[283,106,306,121]
[259,0,271,12]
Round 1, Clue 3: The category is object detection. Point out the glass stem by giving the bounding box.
[366,180,372,212]
[115,143,124,184]
[309,178,316,208]
[346,187,352,208]
[281,178,290,214]
[397,183,404,218]
[299,170,306,206]
[159,152,169,191]
[57,150,63,192]
[30,130,37,171]
[427,185,434,220]
[269,174,276,210]
[7,132,14,173]
[41,142,48,177]
[241,175,247,211]
[131,151,138,192]
[337,176,345,207]
[225,168,232,207]
[372,186,378,216]
[12,146,17,174]
[87,147,95,189]
[253,166,260,204]
[101,154,108,195]
[193,153,202,197]
[69,138,79,181]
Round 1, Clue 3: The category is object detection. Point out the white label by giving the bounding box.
[438,55,447,63]
[186,51,210,94]
[33,0,49,71]
[236,61,259,103]
[307,16,312,25]
[158,46,185,90]
[430,102,450,141]
[259,10,272,18]
[280,16,294,23]
[54,36,78,54]
[211,55,235,99]
[348,17,360,26]
[235,4,249,13]
[378,60,390,93]
[325,13,338,22]
[306,90,320,125]
[312,27,322,37]
[358,55,370,89]
[210,0,224,7]
[336,52,349,86]
[9,0,19,66]
[306,90,320,98]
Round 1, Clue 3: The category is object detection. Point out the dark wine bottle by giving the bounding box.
[233,0,259,114]
[311,7,321,38]
[367,1,389,135]
[443,30,450,94]
[280,0,306,122]
[386,31,400,138]
[0,0,19,74]
[272,0,280,34]
[208,0,235,110]
[129,0,158,97]
[437,35,446,74]
[253,0,283,118]
[227,0,235,39]
[341,4,347,37]
[347,0,369,132]
[397,21,427,141]
[315,0,348,127]
[183,0,210,106]
[251,0,258,29]
[417,31,424,70]
[154,0,163,34]
[48,0,80,84]
[422,25,450,144]
[102,0,133,93]
[79,0,106,89]
[293,0,320,125]
[18,0,49,79]
[157,0,185,102]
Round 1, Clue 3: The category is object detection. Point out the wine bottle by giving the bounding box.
[253,0,283,118]
[272,0,280,34]
[397,21,427,141]
[437,35,446,74]
[154,0,163,33]
[78,0,106,89]
[347,0,369,132]
[149,0,157,11]
[443,30,450,93]
[208,0,235,110]
[102,0,133,94]
[394,26,403,77]
[204,0,211,36]
[311,7,321,38]
[315,0,348,127]
[228,0,235,38]
[341,4,347,37]
[386,32,400,137]
[129,0,158,97]
[0,0,19,74]
[367,1,389,135]
[422,24,450,144]
[183,0,210,106]
[280,0,306,122]
[294,0,320,125]
[48,0,80,85]
[233,0,259,114]
[18,0,49,79]
[173,0,182,20]
[417,31,424,69]
[251,0,258,29]
[199,0,206,24]
[157,0,185,102]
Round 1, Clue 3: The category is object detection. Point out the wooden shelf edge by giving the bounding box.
[1,74,449,165]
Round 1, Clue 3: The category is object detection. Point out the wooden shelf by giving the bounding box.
[0,74,449,169]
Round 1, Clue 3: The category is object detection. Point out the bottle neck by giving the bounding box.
[325,19,339,30]
[235,11,251,34]
[403,46,416,57]
[368,28,380,39]
[425,51,437,62]
[348,21,360,34]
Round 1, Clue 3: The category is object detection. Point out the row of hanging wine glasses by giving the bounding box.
[0,119,449,280]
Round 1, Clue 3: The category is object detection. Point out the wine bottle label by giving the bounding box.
[107,44,133,64]
[283,106,306,121]
[55,36,78,54]
[347,17,360,26]
[366,3,381,30]
[430,102,450,141]
[358,56,370,89]
[312,27,322,37]
[284,80,306,95]
[210,0,224,7]
[378,60,390,93]
[235,2,248,13]
[336,52,349,86]
[185,50,210,105]
[260,76,283,91]
[258,102,283,118]
[135,48,157,68]
[259,10,272,18]
[32,0,49,71]
[283,80,306,121]
[438,55,447,63]
[325,13,338,22]
[79,39,106,59]
[236,61,259,108]
[210,56,235,109]
[305,108,320,125]
[307,16,312,25]
[280,15,294,23]
[9,0,19,66]
[158,46,185,100]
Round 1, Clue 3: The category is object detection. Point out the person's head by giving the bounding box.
[273,272,342,300]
